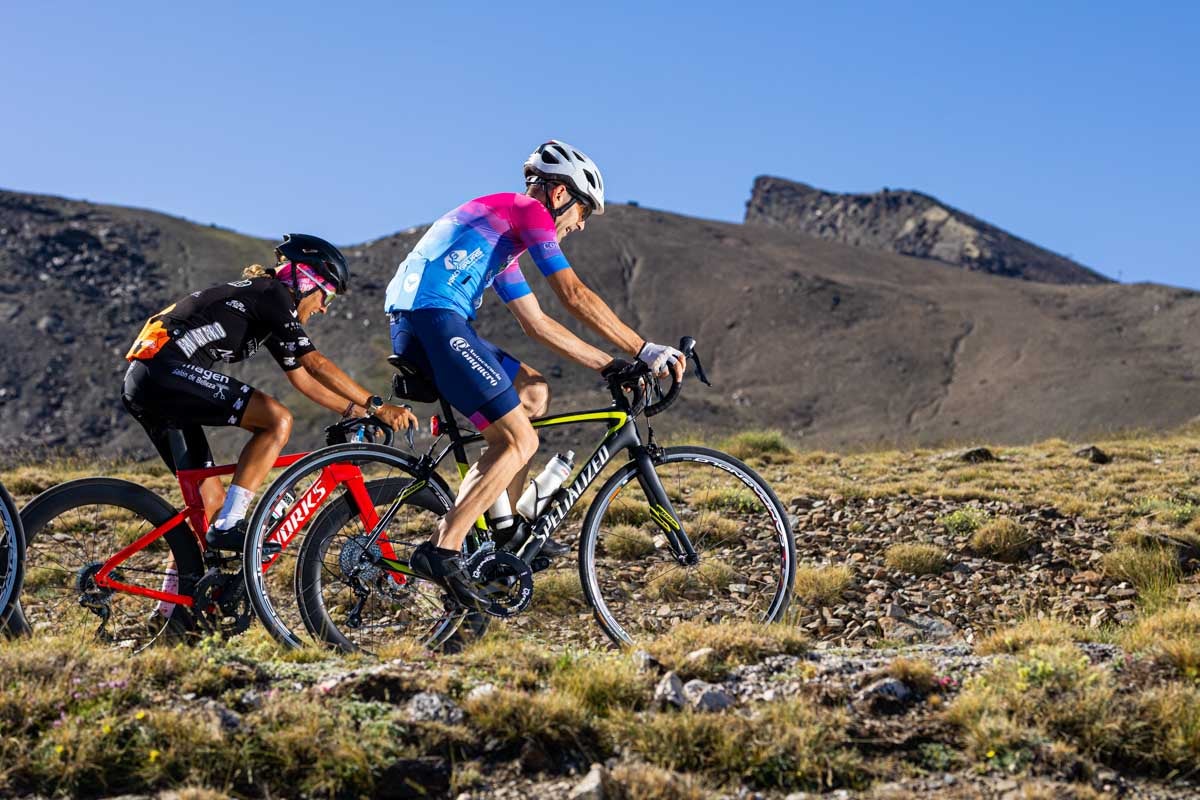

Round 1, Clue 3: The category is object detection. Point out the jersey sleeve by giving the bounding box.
[492,259,533,304]
[511,195,572,277]
[260,284,317,371]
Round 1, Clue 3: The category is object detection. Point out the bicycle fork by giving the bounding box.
[633,447,699,566]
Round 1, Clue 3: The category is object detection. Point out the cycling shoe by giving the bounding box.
[408,542,490,610]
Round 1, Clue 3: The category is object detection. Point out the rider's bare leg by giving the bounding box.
[435,406,538,552]
[506,365,551,504]
[231,391,293,492]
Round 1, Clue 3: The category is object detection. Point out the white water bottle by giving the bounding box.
[516,451,575,520]
[481,446,517,531]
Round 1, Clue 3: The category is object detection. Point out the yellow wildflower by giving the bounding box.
[986,749,996,759]
[101,723,112,735]
[148,749,161,763]
[135,711,147,721]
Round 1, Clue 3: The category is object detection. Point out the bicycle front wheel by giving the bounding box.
[0,482,25,633]
[579,446,796,646]
[243,444,486,653]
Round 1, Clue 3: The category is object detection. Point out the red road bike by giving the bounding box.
[8,418,399,650]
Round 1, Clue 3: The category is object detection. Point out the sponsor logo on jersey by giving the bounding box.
[298,337,311,347]
[402,272,420,293]
[444,247,485,284]
[226,300,247,313]
[448,336,501,388]
[228,280,252,288]
[176,322,227,359]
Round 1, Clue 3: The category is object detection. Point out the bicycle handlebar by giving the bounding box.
[606,336,711,418]
[323,415,397,447]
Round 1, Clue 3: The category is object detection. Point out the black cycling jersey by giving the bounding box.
[126,278,316,371]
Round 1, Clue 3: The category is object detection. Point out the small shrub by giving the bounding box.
[688,511,742,545]
[608,762,710,800]
[723,430,792,461]
[1132,497,1199,527]
[647,621,808,681]
[1119,684,1200,772]
[464,689,602,759]
[939,507,988,536]
[606,499,652,526]
[793,564,852,606]
[693,487,759,513]
[883,543,948,575]
[885,657,938,694]
[970,518,1034,562]
[1102,546,1180,608]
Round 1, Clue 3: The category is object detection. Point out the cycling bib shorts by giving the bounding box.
[390,309,521,430]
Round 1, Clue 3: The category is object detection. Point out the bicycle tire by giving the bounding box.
[11,478,205,649]
[0,482,25,635]
[578,446,796,646]
[243,443,484,652]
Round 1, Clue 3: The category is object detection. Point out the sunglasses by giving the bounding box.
[569,191,594,222]
[295,263,337,306]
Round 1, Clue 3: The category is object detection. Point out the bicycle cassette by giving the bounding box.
[465,550,533,619]
[193,568,254,637]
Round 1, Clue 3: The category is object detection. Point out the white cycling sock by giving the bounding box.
[156,568,178,618]
[213,484,254,530]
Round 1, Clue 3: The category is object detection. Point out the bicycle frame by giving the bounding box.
[92,452,322,607]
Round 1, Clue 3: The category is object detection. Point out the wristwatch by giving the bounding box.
[365,395,384,413]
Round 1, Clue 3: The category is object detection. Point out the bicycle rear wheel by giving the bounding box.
[13,479,204,649]
[243,444,486,653]
[0,482,24,634]
[579,446,795,646]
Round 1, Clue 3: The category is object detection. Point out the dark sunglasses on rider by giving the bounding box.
[570,190,594,221]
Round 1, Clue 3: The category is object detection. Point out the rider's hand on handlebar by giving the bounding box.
[638,341,685,379]
[375,403,418,432]
[601,357,644,384]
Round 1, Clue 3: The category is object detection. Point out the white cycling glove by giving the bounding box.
[637,341,684,374]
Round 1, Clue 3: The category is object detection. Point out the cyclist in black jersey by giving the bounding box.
[123,234,415,553]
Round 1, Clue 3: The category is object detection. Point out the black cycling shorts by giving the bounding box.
[122,358,256,473]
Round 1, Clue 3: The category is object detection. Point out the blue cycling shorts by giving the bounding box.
[389,309,522,429]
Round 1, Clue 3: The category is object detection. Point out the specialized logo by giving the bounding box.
[448,336,500,387]
[535,445,609,532]
[176,322,227,359]
[271,481,329,548]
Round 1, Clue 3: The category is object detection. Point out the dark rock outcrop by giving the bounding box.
[745,176,1110,285]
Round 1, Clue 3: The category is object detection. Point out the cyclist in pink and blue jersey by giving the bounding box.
[385,140,686,605]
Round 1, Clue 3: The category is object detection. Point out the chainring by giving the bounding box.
[193,568,253,637]
[465,550,534,619]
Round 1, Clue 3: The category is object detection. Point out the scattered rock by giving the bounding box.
[854,677,913,714]
[467,682,498,703]
[1075,445,1112,464]
[654,671,685,709]
[570,763,608,800]
[684,647,715,665]
[956,447,997,463]
[681,679,735,712]
[406,691,464,725]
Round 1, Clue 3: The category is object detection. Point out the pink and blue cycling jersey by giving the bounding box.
[384,193,571,319]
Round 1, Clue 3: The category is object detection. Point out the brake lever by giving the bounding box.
[691,348,712,386]
[404,424,416,450]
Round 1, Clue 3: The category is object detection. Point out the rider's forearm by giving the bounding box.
[523,313,612,371]
[292,368,358,415]
[298,352,376,407]
[558,282,644,356]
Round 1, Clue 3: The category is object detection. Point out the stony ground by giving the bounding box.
[4,430,1200,798]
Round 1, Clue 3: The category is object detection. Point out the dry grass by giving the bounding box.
[1102,546,1180,609]
[970,518,1035,562]
[1120,606,1200,680]
[722,430,793,461]
[939,507,988,536]
[883,543,949,575]
[608,762,711,800]
[692,487,760,513]
[549,652,651,715]
[614,699,865,791]
[688,511,742,545]
[885,657,938,694]
[646,621,807,681]
[605,498,653,526]
[531,569,588,616]
[792,564,853,605]
[976,618,1091,655]
[463,688,602,759]
[603,524,657,559]
[643,561,735,601]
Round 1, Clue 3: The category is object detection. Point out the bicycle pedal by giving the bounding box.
[530,556,551,573]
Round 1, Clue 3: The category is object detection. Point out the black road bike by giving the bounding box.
[242,337,797,651]
[0,481,24,633]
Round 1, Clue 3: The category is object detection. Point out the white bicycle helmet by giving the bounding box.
[523,139,605,216]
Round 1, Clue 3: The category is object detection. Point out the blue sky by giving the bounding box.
[3,1,1197,287]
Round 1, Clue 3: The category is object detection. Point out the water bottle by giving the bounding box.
[516,451,575,520]
[480,446,517,532]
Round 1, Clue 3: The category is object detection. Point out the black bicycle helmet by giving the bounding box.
[274,233,350,293]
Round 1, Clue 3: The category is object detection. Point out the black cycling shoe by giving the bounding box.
[408,542,490,610]
[538,536,571,558]
[205,521,248,552]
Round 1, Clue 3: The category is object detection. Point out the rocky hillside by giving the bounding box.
[745,176,1110,285]
[2,188,1198,463]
